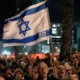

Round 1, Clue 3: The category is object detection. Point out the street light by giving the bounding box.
[52,24,56,27]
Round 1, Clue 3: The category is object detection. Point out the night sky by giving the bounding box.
[0,0,80,40]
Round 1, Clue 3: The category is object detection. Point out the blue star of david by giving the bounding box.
[18,19,30,36]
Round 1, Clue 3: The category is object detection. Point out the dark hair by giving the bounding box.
[25,63,32,70]
[73,57,80,67]
[0,60,6,67]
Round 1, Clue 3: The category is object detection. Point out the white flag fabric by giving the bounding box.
[3,1,51,47]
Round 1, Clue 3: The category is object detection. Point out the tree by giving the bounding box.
[60,0,74,61]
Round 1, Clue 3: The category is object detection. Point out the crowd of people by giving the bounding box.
[0,53,80,80]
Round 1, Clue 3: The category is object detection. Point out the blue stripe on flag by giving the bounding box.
[3,29,51,44]
[6,2,47,22]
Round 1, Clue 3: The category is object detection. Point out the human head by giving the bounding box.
[32,66,39,80]
[37,62,48,78]
[65,65,72,76]
[69,74,79,80]
[5,67,13,78]
[52,67,58,76]
[73,57,79,65]
[20,61,26,69]
[58,64,66,79]
[14,68,24,80]
[25,64,33,74]
[0,60,6,69]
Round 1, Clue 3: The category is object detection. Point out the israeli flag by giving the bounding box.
[3,1,51,47]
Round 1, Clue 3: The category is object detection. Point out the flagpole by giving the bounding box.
[15,0,20,59]
[46,1,55,64]
[50,36,55,62]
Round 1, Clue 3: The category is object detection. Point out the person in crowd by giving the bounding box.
[5,67,14,80]
[11,62,18,71]
[14,68,24,80]
[48,58,59,75]
[49,67,59,79]
[72,57,80,74]
[64,63,73,76]
[20,61,27,72]
[37,62,58,80]
[1,53,80,80]
[69,74,79,80]
[24,64,33,80]
[0,60,7,74]
[58,64,68,80]
[32,66,39,80]
[66,65,73,76]
[37,62,49,80]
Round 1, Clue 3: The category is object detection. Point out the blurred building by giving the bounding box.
[0,21,80,55]
[47,22,78,53]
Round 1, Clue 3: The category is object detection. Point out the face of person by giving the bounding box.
[32,68,39,80]
[6,69,13,77]
[66,67,72,75]
[58,65,66,77]
[16,72,23,80]
[38,62,48,78]
[74,58,79,65]
[20,61,26,69]
[52,67,58,75]
[27,65,32,74]
[3,21,17,39]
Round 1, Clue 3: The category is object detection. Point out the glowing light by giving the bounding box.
[55,47,57,49]
[42,50,45,52]
[2,50,11,55]
[52,24,56,27]
[25,52,28,55]
[54,57,57,61]
[57,24,60,27]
